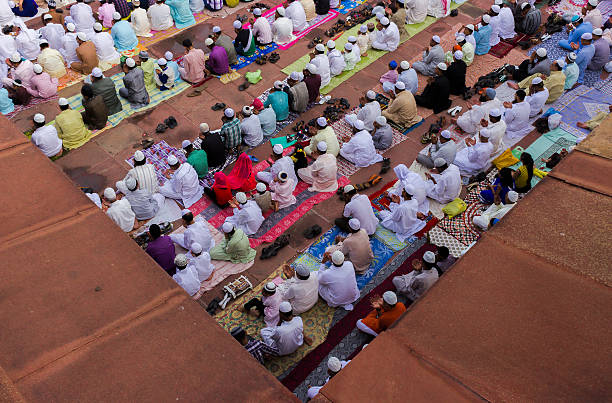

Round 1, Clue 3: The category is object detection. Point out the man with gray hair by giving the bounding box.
[417,129,456,168]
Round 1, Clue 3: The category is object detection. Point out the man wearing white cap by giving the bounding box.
[424,158,461,204]
[380,185,427,241]
[102,187,138,232]
[342,42,359,71]
[210,222,256,263]
[244,281,283,327]
[10,18,39,61]
[382,80,422,128]
[170,209,215,251]
[488,4,502,47]
[303,63,321,103]
[310,43,331,88]
[270,171,297,210]
[497,1,515,39]
[583,0,602,28]
[2,53,33,88]
[91,23,121,69]
[272,7,293,44]
[460,24,476,49]
[159,154,203,208]
[285,71,309,113]
[72,32,98,74]
[187,242,214,282]
[119,150,158,194]
[503,89,531,139]
[516,3,540,36]
[224,191,264,235]
[31,113,62,158]
[264,81,290,121]
[286,0,307,32]
[327,217,373,273]
[588,28,609,71]
[326,40,345,76]
[385,60,417,94]
[122,176,164,221]
[452,127,494,177]
[412,35,444,76]
[372,16,400,51]
[119,57,150,108]
[220,107,242,151]
[154,58,175,90]
[251,8,272,46]
[372,115,392,150]
[257,144,298,189]
[233,19,256,57]
[27,63,58,99]
[260,301,307,356]
[417,129,456,168]
[454,87,502,135]
[340,119,383,168]
[575,33,595,83]
[391,164,429,214]
[415,63,451,114]
[203,38,228,76]
[445,50,467,96]
[473,190,518,230]
[280,264,319,314]
[514,59,565,103]
[54,97,92,149]
[306,357,349,399]
[148,0,174,31]
[393,252,438,301]
[356,25,370,56]
[405,0,427,24]
[456,34,474,66]
[172,254,201,297]
[524,77,548,117]
[337,185,378,235]
[91,67,122,115]
[69,0,95,39]
[298,140,339,192]
[304,117,339,157]
[356,290,406,337]
[182,139,208,178]
[130,0,152,37]
[238,105,263,147]
[506,47,551,82]
[344,90,379,131]
[485,108,506,153]
[318,250,360,310]
[39,14,65,52]
[473,14,492,55]
[111,11,138,52]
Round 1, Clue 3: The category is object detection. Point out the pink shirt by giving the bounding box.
[27,72,58,98]
[263,292,283,327]
[379,69,398,85]
[181,48,206,83]
[13,60,35,88]
[98,3,116,28]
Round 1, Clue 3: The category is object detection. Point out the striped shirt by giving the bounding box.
[245,338,279,364]
[220,118,242,149]
[127,164,159,194]
[520,9,541,36]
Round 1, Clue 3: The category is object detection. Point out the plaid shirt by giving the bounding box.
[245,338,279,364]
[221,118,242,149]
[112,0,132,18]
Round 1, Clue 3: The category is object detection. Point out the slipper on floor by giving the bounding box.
[369,174,382,186]
[155,123,167,133]
[303,225,322,239]
[211,102,226,111]
[165,116,178,129]
[238,81,250,91]
[141,139,154,148]
[187,89,202,97]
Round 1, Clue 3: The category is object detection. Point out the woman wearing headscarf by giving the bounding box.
[204,172,233,207]
[227,153,257,191]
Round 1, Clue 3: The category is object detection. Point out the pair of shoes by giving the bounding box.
[379,158,391,174]
[268,52,280,63]
[156,123,167,133]
[238,81,250,91]
[187,89,202,97]
[255,54,268,64]
[164,116,177,129]
[447,106,462,117]
[141,138,154,148]
[303,225,322,239]
[260,234,290,259]
[206,297,220,315]
[211,102,226,111]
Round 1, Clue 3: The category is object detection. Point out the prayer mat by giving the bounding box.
[231,43,279,70]
[551,0,612,17]
[428,226,468,257]
[137,12,211,49]
[593,76,612,96]
[57,68,86,91]
[5,94,58,120]
[550,85,612,139]
[218,69,242,84]
[488,32,529,59]
[336,0,369,14]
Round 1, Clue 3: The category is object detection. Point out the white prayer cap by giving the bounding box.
[278,171,288,182]
[404,184,415,196]
[296,265,310,277]
[454,50,463,60]
[400,60,410,69]
[317,141,327,152]
[521,1,530,8]
[535,47,547,57]
[182,139,191,148]
[103,187,116,200]
[43,13,53,20]
[9,53,20,63]
[567,52,577,62]
[289,71,300,81]
[491,4,500,12]
[348,35,357,43]
[279,301,292,313]
[235,192,247,204]
[466,23,475,30]
[489,108,502,117]
[343,184,355,193]
[242,105,253,116]
[353,119,365,130]
[174,254,188,267]
[494,0,502,4]
[480,127,491,138]
[588,0,598,6]
[456,34,465,42]
[113,11,121,20]
[482,14,491,23]
[348,218,361,231]
[360,24,368,33]
[440,129,451,139]
[134,150,145,161]
[375,12,383,20]
[66,23,76,32]
[167,154,179,165]
[200,122,209,133]
[33,113,45,123]
[133,0,140,5]
[277,6,286,15]
[33,64,43,74]
[212,25,221,33]
[317,116,327,127]
[264,281,276,292]
[157,57,167,66]
[204,37,214,47]
[222,222,234,233]
[383,290,398,305]
[315,43,325,52]
[125,57,136,68]
[91,67,103,78]
[93,22,103,32]
[593,28,603,36]
[306,63,318,74]
[423,250,436,263]
[58,97,69,106]
[581,32,592,40]
[125,176,137,191]
[328,357,342,372]
[77,32,87,41]
[224,108,235,118]
[273,80,284,90]
[331,250,345,265]
[507,190,519,202]
[327,39,335,49]
[233,20,242,29]
[372,5,385,15]
[253,7,262,16]
[606,61,612,73]
[473,215,488,230]
[532,76,543,85]
[434,157,447,167]
[556,58,566,68]
[165,51,173,60]
[437,62,447,71]
[273,144,284,154]
[344,43,353,51]
[375,115,387,125]
[380,17,390,26]
[256,182,267,192]
[188,242,202,255]
[395,81,406,90]
[432,35,440,43]
[366,90,376,100]
[39,39,49,46]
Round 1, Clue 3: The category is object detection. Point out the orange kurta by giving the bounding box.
[361,302,406,334]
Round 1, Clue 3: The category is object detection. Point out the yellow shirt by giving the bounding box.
[54,109,92,149]
[37,48,67,79]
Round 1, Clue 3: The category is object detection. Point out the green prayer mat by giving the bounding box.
[270,136,297,148]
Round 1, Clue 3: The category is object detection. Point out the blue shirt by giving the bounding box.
[167,60,181,82]
[562,63,579,89]
[258,107,277,135]
[398,69,418,94]
[263,91,289,121]
[0,88,15,114]
[474,25,491,55]
[111,20,138,52]
[575,44,595,83]
[568,22,593,49]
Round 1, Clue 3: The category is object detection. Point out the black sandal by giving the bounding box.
[238,81,250,91]
[155,123,167,133]
[303,225,322,239]
[211,102,226,111]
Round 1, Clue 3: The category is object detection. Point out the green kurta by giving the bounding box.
[187,149,209,178]
[141,59,157,93]
[209,229,256,263]
[54,109,92,149]
[519,70,566,104]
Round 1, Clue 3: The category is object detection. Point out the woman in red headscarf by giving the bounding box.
[204,172,233,207]
[227,153,257,191]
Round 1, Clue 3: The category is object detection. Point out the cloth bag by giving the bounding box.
[245,69,262,84]
[493,148,520,170]
[442,198,467,218]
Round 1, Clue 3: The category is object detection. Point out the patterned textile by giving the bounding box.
[336,0,369,14]
[231,43,278,70]
[550,85,612,138]
[550,0,612,18]
[5,94,59,120]
[489,34,529,59]
[138,12,211,49]
[57,68,86,91]
[220,118,242,149]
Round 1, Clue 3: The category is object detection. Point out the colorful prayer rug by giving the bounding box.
[336,0,369,14]
[231,43,279,70]
[550,85,612,138]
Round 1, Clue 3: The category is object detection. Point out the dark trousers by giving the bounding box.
[244,297,264,317]
[334,216,351,233]
[512,60,531,82]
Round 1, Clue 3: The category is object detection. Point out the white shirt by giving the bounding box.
[393,169,430,214]
[473,202,515,230]
[317,261,360,308]
[106,198,135,232]
[380,198,425,242]
[39,23,66,51]
[131,8,152,37]
[327,49,345,76]
[92,31,121,62]
[425,164,461,204]
[169,163,203,207]
[498,7,516,39]
[16,29,40,60]
[286,1,307,32]
[464,33,476,49]
[240,114,264,147]
[147,3,174,31]
[272,17,293,43]
[489,14,501,46]
[225,200,264,235]
[453,140,494,176]
[183,217,215,252]
[0,0,14,26]
[282,273,319,314]
[456,98,503,134]
[0,34,16,61]
[372,23,400,51]
[357,101,381,131]
[269,156,298,190]
[173,267,201,296]
[70,3,96,38]
[268,316,304,355]
[253,16,273,44]
[525,88,548,118]
[487,119,507,153]
[405,0,428,24]
[339,130,383,168]
[31,125,62,157]
[60,32,79,65]
[311,53,331,88]
[188,252,214,282]
[343,45,360,70]
[394,268,438,300]
[504,101,531,138]
[343,193,379,235]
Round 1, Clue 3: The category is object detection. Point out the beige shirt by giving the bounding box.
[341,229,374,273]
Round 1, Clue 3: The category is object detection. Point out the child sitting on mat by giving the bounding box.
[254,182,273,213]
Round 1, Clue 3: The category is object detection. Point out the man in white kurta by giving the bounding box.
[341,185,379,235]
[311,43,331,88]
[172,254,201,296]
[31,113,63,157]
[498,3,516,39]
[272,8,293,43]
[318,251,360,310]
[130,0,152,37]
[60,24,80,66]
[224,192,264,236]
[405,0,428,24]
[187,242,214,282]
[285,0,307,32]
[92,23,121,66]
[0,31,16,78]
[525,76,548,117]
[170,209,215,251]
[260,302,305,356]
[424,158,462,204]
[345,90,380,131]
[489,5,501,47]
[103,188,137,232]
[256,144,298,190]
[392,253,439,301]
[69,0,95,39]
[14,19,40,60]
[326,40,345,76]
[485,108,507,154]
[159,155,203,208]
[503,90,532,139]
[379,186,426,242]
[455,87,502,134]
[281,265,319,314]
[392,164,429,214]
[39,15,65,51]
[343,42,360,70]
[452,128,494,177]
[372,17,400,51]
[339,120,383,168]
[473,191,518,230]
[148,0,174,31]
[298,141,338,192]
